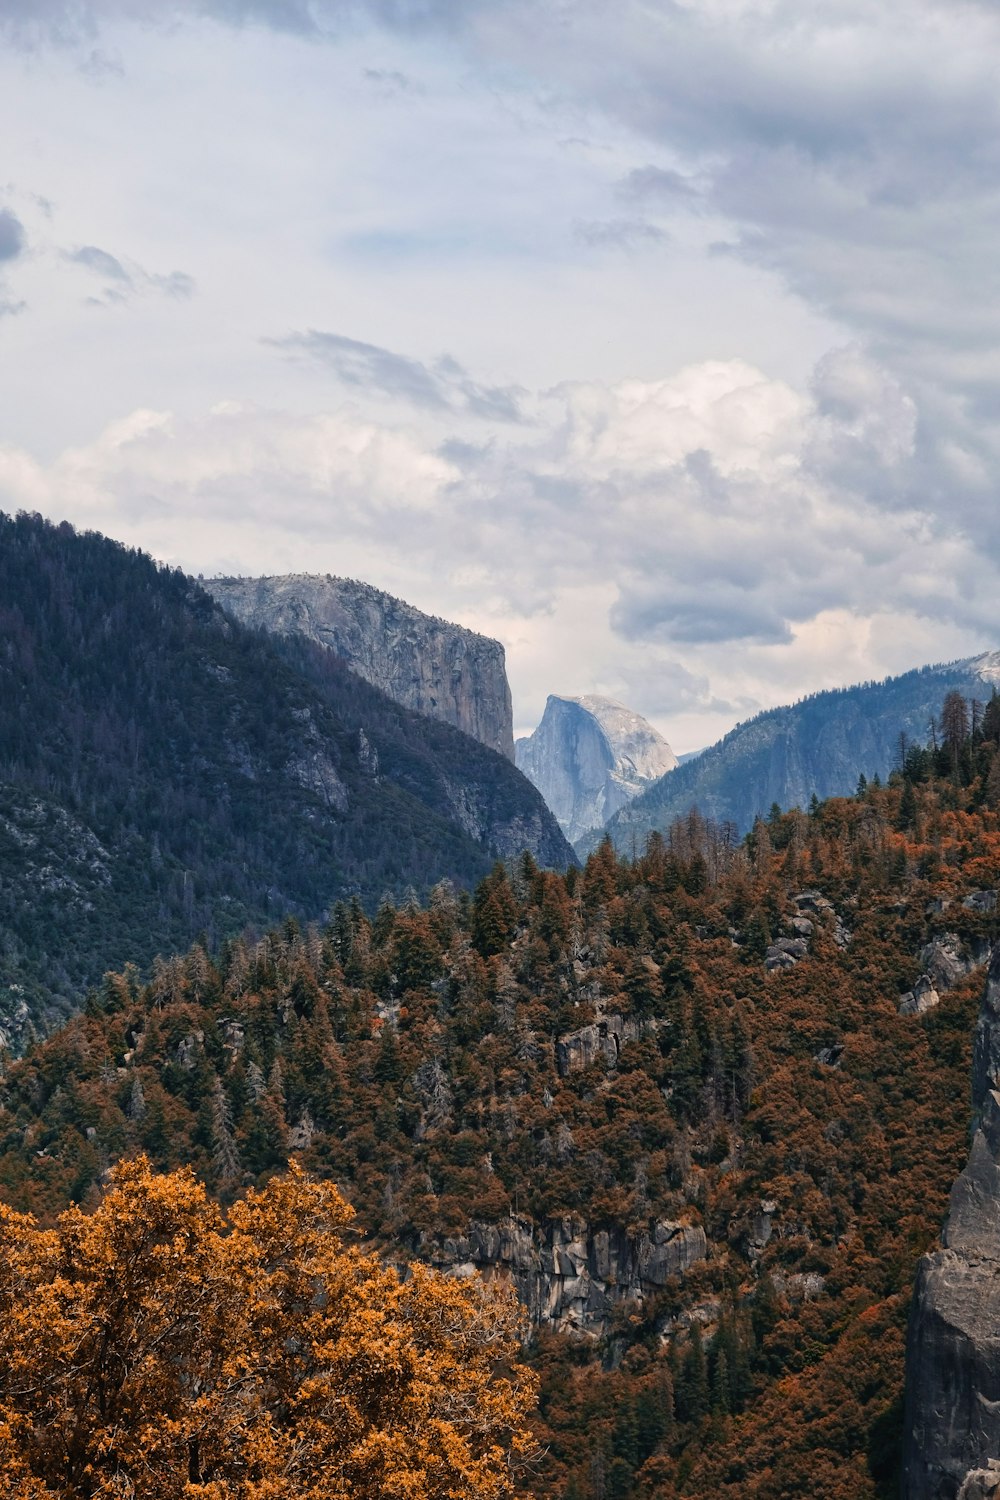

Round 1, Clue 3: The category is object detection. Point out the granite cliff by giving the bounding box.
[602,651,1000,848]
[516,694,678,845]
[904,943,1000,1499]
[422,1214,707,1336]
[206,574,514,760]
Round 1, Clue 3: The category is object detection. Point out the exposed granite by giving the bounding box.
[516,694,677,845]
[207,574,514,760]
[423,1213,707,1335]
[904,944,1000,1498]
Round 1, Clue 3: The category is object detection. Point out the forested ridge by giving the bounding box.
[0,512,571,1041]
[3,694,1000,1497]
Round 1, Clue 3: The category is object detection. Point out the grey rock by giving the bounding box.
[425,1212,708,1336]
[516,694,678,845]
[922,933,975,993]
[207,573,514,760]
[900,976,942,1017]
[790,916,815,937]
[556,1013,653,1076]
[904,945,1000,1499]
[959,1463,1000,1500]
[965,892,999,914]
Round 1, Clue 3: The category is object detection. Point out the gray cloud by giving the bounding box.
[573,217,668,250]
[64,242,195,305]
[69,244,130,280]
[619,166,702,204]
[363,65,421,95]
[267,329,525,421]
[0,206,26,261]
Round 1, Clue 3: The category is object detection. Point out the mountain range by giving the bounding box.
[0,513,571,1048]
[598,653,1000,851]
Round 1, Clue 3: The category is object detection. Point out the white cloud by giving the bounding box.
[0,341,994,750]
[1,0,999,751]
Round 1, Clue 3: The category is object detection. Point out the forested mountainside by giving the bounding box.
[601,654,1000,851]
[207,572,515,760]
[0,513,571,1045]
[4,702,1000,1498]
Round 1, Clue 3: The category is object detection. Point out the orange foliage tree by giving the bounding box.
[0,1157,537,1499]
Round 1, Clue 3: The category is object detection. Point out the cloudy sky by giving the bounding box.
[1,0,998,748]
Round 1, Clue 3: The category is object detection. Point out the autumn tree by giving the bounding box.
[0,1157,537,1498]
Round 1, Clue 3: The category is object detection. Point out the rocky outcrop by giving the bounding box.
[904,944,1000,1499]
[900,933,992,1018]
[423,1213,707,1335]
[516,695,677,845]
[556,1013,655,1075]
[207,574,514,760]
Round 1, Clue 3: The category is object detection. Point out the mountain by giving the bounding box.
[515,694,678,844]
[0,513,572,1046]
[4,748,1000,1498]
[206,573,514,760]
[602,653,1000,849]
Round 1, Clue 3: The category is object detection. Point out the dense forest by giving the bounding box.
[0,512,570,1041]
[2,693,1000,1496]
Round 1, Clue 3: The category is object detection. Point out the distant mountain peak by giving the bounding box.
[516,695,678,844]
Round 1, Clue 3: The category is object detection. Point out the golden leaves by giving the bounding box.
[0,1157,537,1499]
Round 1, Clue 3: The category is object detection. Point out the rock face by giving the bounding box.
[422,1214,707,1335]
[207,574,515,761]
[516,695,678,845]
[904,944,1000,1499]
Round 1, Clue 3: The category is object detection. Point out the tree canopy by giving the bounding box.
[0,1157,537,1499]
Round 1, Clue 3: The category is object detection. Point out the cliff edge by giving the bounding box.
[207,574,515,761]
[905,944,1000,1499]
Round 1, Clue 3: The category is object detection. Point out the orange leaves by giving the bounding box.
[0,1158,538,1499]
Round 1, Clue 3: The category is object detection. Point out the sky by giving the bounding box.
[1,1,999,749]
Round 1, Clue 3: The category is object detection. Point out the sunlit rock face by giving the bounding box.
[207,574,514,761]
[515,694,678,845]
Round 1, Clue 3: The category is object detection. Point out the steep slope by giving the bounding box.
[603,655,1000,847]
[904,944,1000,1500]
[0,514,571,1043]
[3,768,1000,1499]
[516,694,678,844]
[206,573,515,760]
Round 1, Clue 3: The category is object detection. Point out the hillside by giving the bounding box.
[599,654,1000,851]
[0,513,572,1045]
[4,706,1000,1498]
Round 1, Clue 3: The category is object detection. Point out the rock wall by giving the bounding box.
[422,1213,707,1336]
[207,574,514,761]
[904,943,1000,1499]
[516,695,678,845]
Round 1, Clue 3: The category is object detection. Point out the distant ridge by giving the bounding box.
[599,652,1000,850]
